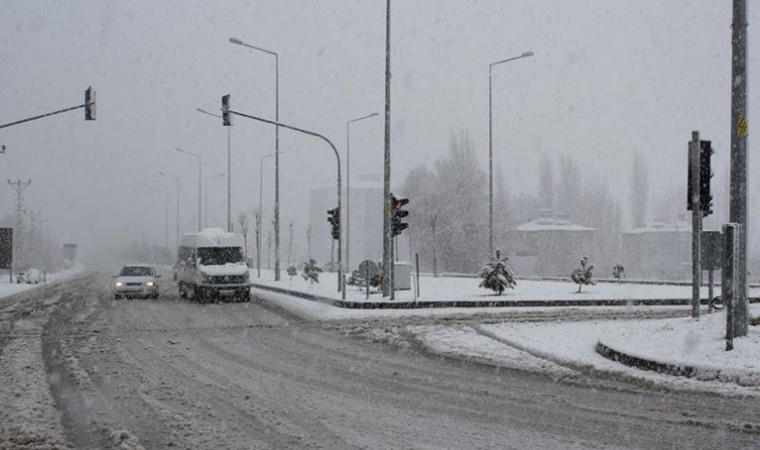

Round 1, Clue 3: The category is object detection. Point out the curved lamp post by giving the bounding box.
[230,36,282,281]
[488,51,533,258]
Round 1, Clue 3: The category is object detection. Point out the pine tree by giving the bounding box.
[302,259,323,284]
[479,250,516,295]
[571,256,596,293]
[612,264,625,284]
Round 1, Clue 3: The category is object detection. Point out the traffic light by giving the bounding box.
[84,87,96,121]
[699,140,713,217]
[327,207,340,240]
[391,194,409,237]
[222,94,232,126]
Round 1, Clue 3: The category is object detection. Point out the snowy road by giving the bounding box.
[2,274,760,449]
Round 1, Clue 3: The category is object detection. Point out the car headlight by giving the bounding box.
[145,281,155,286]
[115,281,123,287]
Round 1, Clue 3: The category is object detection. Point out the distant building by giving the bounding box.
[308,174,383,270]
[621,220,691,280]
[505,214,598,277]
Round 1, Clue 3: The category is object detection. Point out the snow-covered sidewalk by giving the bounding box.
[251,269,760,396]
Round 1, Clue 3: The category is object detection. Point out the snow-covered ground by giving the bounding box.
[0,265,85,299]
[252,269,760,397]
[252,268,734,303]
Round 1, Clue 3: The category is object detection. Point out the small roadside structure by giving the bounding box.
[505,214,598,277]
[621,220,691,281]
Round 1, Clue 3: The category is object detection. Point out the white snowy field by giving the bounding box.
[252,268,733,302]
[0,265,85,299]
[252,269,760,396]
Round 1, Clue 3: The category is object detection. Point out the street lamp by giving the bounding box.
[346,112,379,273]
[156,172,170,250]
[488,50,533,258]
[176,147,202,231]
[197,107,232,232]
[230,36,282,281]
[205,172,225,228]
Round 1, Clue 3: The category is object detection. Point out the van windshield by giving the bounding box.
[197,247,244,266]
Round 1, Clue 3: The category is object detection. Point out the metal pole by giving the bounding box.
[729,0,748,337]
[176,176,181,250]
[382,0,393,298]
[197,157,202,231]
[723,223,739,351]
[274,53,281,282]
[227,126,232,232]
[488,65,494,259]
[690,131,702,319]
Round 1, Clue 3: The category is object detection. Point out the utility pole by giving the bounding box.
[8,179,31,271]
[729,0,749,337]
[382,0,393,298]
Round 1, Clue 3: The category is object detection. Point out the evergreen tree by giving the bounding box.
[479,250,516,295]
[571,256,595,293]
[302,259,322,284]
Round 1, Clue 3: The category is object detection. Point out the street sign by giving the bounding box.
[737,117,748,137]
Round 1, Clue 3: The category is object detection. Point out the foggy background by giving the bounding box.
[0,0,757,270]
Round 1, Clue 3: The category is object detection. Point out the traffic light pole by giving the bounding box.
[689,131,702,319]
[0,87,96,130]
[224,107,343,292]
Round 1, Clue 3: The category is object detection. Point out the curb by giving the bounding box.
[250,282,759,310]
[595,340,760,387]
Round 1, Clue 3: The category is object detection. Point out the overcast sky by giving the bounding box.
[0,1,757,263]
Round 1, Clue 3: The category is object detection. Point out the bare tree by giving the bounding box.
[237,212,249,262]
[629,150,649,229]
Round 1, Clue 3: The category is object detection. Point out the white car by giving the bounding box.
[113,264,160,299]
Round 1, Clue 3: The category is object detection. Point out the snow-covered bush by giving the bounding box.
[612,264,625,284]
[571,256,595,293]
[479,250,516,295]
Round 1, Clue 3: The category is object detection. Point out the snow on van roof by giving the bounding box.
[181,228,243,247]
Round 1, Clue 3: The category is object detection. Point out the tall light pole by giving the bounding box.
[230,36,282,281]
[346,112,379,273]
[157,172,170,250]
[488,51,533,259]
[259,152,284,229]
[197,107,232,232]
[176,147,202,231]
[205,172,225,228]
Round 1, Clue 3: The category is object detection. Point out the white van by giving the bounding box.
[174,228,250,302]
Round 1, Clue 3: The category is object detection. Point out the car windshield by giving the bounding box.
[197,247,244,265]
[119,266,153,277]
